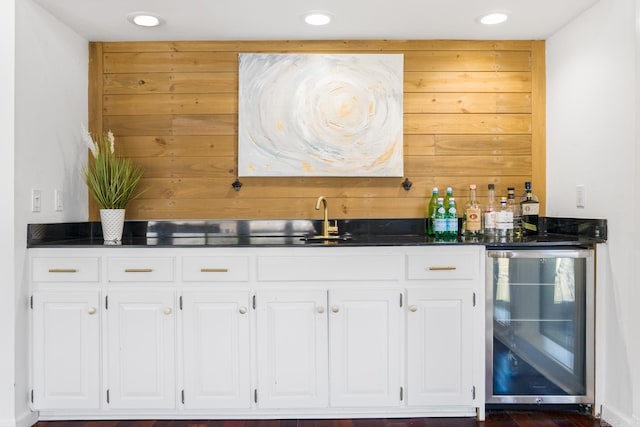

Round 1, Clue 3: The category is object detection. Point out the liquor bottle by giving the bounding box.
[507,187,522,239]
[426,187,439,236]
[446,197,458,241]
[520,181,540,235]
[483,183,496,239]
[496,196,514,241]
[433,197,447,241]
[443,187,453,210]
[463,184,482,238]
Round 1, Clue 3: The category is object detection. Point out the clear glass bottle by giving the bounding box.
[426,187,439,236]
[496,196,514,241]
[507,187,522,239]
[520,181,540,235]
[446,197,458,241]
[433,197,447,241]
[463,184,482,238]
[483,183,496,239]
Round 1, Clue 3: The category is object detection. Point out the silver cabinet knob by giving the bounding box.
[409,305,418,312]
[239,306,247,314]
[317,306,325,314]
[331,305,340,313]
[163,307,172,315]
[87,307,97,315]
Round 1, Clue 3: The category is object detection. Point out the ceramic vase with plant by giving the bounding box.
[82,125,144,244]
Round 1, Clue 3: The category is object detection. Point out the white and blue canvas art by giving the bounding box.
[238,53,404,177]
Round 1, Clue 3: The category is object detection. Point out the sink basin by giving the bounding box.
[301,233,354,243]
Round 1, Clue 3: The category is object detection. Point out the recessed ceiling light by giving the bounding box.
[303,11,332,26]
[127,12,162,27]
[478,12,509,25]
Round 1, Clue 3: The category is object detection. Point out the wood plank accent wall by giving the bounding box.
[88,40,545,220]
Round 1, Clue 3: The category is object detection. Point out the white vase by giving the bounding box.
[100,209,126,244]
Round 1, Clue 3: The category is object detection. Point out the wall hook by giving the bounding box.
[232,178,243,192]
[402,178,413,191]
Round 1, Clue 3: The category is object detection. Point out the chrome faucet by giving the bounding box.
[315,196,339,238]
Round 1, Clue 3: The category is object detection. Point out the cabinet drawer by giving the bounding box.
[32,257,100,282]
[182,256,249,282]
[107,257,175,282]
[406,249,479,281]
[258,254,403,281]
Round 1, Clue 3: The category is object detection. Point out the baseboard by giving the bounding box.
[0,409,38,427]
[601,404,639,427]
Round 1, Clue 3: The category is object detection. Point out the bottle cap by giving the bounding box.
[488,184,495,190]
[469,184,476,190]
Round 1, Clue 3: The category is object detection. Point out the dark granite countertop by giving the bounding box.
[27,217,607,248]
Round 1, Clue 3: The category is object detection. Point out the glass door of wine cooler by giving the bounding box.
[486,248,594,405]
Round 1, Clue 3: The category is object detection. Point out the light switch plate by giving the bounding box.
[576,185,585,208]
[54,189,64,211]
[31,189,42,212]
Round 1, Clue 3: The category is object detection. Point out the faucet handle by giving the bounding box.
[327,220,339,235]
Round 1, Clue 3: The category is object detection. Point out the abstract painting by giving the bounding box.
[238,53,404,177]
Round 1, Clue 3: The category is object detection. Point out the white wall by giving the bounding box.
[547,0,639,425]
[13,0,89,425]
[0,0,16,426]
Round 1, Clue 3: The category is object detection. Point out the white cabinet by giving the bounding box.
[406,288,474,407]
[255,289,329,408]
[105,290,176,409]
[31,291,101,410]
[181,290,251,409]
[29,245,485,419]
[328,288,402,407]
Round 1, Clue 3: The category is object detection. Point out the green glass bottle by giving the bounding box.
[433,197,447,241]
[443,187,453,210]
[426,187,439,236]
[446,197,458,241]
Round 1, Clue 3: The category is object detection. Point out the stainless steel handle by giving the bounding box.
[125,268,153,273]
[87,307,97,315]
[201,268,229,273]
[317,306,325,314]
[163,307,172,315]
[428,266,457,271]
[487,249,592,259]
[331,305,340,313]
[239,306,247,314]
[409,305,418,312]
[48,268,78,273]
[487,251,515,259]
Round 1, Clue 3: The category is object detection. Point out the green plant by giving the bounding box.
[82,127,144,209]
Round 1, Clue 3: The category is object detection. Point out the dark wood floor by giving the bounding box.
[34,411,609,427]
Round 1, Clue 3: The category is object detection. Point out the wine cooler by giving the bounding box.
[486,248,594,405]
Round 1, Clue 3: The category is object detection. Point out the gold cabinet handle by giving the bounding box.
[124,268,153,273]
[48,269,78,273]
[409,305,418,312]
[200,268,229,273]
[428,266,457,271]
[87,307,97,315]
[239,306,247,315]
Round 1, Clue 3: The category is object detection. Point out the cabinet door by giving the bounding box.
[407,288,474,406]
[106,290,175,409]
[256,290,328,408]
[32,291,101,410]
[328,288,402,407]
[182,290,251,409]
